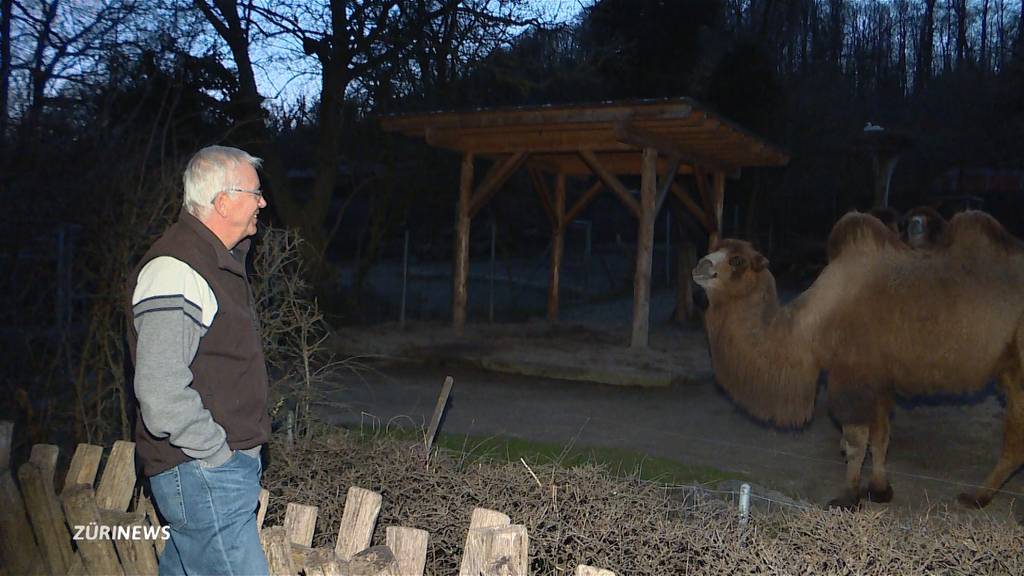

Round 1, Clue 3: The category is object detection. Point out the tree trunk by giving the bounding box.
[915,0,936,95]
[0,0,12,148]
[981,0,990,71]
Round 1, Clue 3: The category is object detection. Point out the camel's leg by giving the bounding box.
[866,394,894,503]
[830,424,869,509]
[959,369,1024,508]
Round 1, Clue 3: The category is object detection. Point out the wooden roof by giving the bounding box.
[380,98,789,175]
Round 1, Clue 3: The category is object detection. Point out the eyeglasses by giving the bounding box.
[213,187,263,203]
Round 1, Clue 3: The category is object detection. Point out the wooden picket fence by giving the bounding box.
[0,421,616,576]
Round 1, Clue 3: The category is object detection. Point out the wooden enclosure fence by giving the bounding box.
[0,422,617,575]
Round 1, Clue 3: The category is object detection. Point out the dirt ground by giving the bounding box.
[325,320,1023,522]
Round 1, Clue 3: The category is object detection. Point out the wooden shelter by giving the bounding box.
[381,98,789,348]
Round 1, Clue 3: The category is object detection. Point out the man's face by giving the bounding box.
[224,162,266,242]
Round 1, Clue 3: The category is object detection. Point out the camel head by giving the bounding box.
[692,239,770,300]
[903,206,947,249]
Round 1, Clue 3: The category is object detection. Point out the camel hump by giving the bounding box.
[944,210,1023,253]
[827,211,903,261]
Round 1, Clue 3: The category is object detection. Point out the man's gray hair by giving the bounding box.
[183,146,263,217]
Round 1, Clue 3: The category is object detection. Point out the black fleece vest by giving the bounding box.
[127,210,270,477]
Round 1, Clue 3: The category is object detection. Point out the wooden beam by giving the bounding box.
[578,150,641,218]
[709,170,726,246]
[467,151,528,218]
[529,168,557,227]
[548,173,566,323]
[693,166,717,234]
[631,148,658,349]
[654,156,681,216]
[453,152,473,334]
[563,180,603,227]
[614,121,735,173]
[526,153,696,177]
[670,182,712,232]
[381,101,694,133]
[427,127,633,154]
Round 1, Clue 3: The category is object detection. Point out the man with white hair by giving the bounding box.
[127,145,270,575]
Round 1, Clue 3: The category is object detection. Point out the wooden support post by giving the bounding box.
[676,243,697,323]
[260,526,296,576]
[530,168,557,227]
[95,440,136,511]
[0,420,12,470]
[1,461,44,575]
[453,151,474,335]
[284,502,318,547]
[548,173,566,322]
[386,526,429,576]
[19,457,75,574]
[62,484,125,576]
[459,524,528,576]
[631,148,658,349]
[335,486,383,561]
[65,443,104,493]
[710,171,725,245]
[577,565,617,576]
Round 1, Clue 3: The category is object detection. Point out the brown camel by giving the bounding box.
[692,210,1024,508]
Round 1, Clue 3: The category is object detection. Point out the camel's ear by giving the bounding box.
[752,253,769,272]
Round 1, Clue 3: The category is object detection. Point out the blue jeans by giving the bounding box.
[149,450,268,576]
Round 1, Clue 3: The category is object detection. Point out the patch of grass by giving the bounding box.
[350,425,746,486]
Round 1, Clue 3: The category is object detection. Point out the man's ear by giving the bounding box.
[210,193,229,218]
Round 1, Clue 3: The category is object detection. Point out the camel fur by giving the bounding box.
[693,210,1024,508]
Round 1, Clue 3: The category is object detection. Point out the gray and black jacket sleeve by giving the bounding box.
[131,256,232,468]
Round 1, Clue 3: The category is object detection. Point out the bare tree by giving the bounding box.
[192,0,543,287]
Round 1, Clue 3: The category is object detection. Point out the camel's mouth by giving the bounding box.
[692,258,717,285]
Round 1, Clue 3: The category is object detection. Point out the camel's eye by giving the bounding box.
[729,255,746,268]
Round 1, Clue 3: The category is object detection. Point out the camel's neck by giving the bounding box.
[704,274,819,427]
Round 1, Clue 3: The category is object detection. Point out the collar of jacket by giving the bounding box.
[178,208,251,278]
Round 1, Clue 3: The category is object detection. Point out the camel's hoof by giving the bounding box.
[866,484,893,503]
[827,495,860,510]
[957,492,989,509]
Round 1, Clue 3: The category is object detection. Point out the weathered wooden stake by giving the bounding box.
[19,458,75,574]
[62,484,125,576]
[284,502,318,547]
[104,509,159,576]
[64,443,104,494]
[386,526,429,576]
[0,467,45,575]
[95,440,136,511]
[257,487,270,532]
[460,524,529,576]
[260,525,295,576]
[424,376,454,459]
[335,486,383,561]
